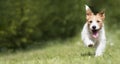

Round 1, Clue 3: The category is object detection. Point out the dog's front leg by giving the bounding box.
[95,39,106,57]
[83,37,95,47]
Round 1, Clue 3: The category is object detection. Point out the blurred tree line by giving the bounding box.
[0,0,119,49]
[0,0,85,49]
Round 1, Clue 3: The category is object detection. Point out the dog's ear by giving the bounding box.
[98,10,105,20]
[85,5,93,20]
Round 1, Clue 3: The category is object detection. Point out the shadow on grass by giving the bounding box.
[81,52,95,57]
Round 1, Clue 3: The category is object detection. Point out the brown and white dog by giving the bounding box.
[81,5,106,57]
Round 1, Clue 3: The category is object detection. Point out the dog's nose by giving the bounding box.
[92,26,96,29]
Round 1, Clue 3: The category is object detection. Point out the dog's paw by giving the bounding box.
[87,41,94,47]
[88,44,94,47]
[95,53,103,57]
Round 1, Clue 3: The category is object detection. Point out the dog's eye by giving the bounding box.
[89,21,92,23]
[97,21,100,23]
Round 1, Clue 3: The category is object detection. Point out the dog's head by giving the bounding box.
[85,5,105,38]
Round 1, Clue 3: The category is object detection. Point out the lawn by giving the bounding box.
[0,30,120,64]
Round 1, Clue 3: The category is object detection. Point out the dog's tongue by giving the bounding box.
[92,31,98,38]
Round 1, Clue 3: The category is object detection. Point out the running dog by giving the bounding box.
[81,5,106,57]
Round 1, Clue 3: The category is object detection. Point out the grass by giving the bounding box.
[0,30,120,64]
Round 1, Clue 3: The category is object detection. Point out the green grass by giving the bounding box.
[0,30,120,64]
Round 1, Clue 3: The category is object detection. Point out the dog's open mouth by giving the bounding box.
[92,30,99,38]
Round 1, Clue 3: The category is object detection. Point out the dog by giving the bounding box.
[81,5,106,57]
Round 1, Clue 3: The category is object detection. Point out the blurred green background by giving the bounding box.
[0,0,119,50]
